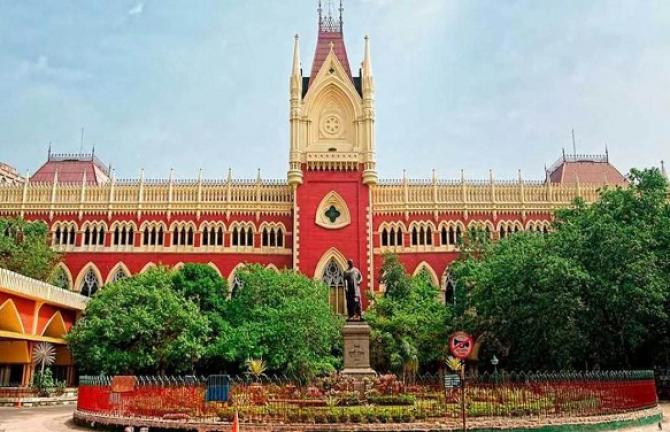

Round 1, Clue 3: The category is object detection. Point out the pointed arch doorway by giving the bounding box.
[322,258,346,315]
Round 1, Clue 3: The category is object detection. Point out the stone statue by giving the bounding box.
[344,258,362,320]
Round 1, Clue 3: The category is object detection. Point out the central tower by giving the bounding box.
[288,0,377,186]
[289,1,377,313]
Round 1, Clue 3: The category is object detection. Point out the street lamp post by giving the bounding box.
[491,355,499,374]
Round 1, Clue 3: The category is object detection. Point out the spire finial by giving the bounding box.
[339,0,344,30]
[292,34,301,76]
[48,142,52,158]
[362,34,372,77]
[661,160,667,179]
[319,0,342,32]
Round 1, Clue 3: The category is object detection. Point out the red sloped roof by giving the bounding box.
[549,159,626,186]
[30,154,110,185]
[310,30,352,84]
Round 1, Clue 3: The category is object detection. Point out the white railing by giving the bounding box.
[0,268,88,310]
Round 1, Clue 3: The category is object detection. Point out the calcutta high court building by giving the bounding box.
[0,1,627,315]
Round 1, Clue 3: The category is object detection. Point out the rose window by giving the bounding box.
[322,115,341,135]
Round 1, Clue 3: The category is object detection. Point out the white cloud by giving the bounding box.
[128,2,144,16]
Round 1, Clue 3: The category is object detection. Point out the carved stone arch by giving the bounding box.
[412,262,440,288]
[41,311,67,338]
[105,262,132,284]
[173,262,185,271]
[468,220,494,231]
[139,262,157,274]
[111,220,138,231]
[409,220,435,231]
[82,220,109,230]
[142,220,167,230]
[230,221,256,233]
[0,299,26,334]
[266,264,280,273]
[74,263,103,297]
[496,220,510,232]
[227,263,247,287]
[315,191,351,230]
[303,49,363,112]
[169,220,196,232]
[49,262,74,290]
[228,263,247,297]
[199,220,226,231]
[313,247,349,280]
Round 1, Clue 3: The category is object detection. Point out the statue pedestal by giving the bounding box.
[341,321,376,378]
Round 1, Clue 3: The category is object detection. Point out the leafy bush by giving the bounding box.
[367,394,416,406]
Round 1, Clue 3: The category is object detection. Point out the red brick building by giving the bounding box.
[0,3,627,314]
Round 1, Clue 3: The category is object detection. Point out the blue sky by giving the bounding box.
[0,0,668,181]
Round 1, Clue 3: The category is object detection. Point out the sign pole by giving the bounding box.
[461,361,466,432]
[448,331,473,432]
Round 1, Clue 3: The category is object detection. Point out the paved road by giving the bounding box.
[0,405,88,432]
[0,403,668,432]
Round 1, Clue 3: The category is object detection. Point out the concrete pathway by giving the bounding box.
[0,403,667,432]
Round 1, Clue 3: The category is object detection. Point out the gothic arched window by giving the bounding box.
[51,267,70,290]
[110,267,129,283]
[445,271,456,305]
[322,259,346,315]
[80,268,100,297]
[231,271,244,297]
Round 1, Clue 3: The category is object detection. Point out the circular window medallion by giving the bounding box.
[321,114,342,136]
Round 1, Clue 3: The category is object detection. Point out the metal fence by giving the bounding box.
[76,371,658,424]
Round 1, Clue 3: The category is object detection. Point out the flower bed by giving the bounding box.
[76,371,658,426]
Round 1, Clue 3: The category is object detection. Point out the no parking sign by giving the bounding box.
[449,331,473,360]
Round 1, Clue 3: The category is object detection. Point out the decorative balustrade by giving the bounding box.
[373,179,605,215]
[0,174,638,218]
[0,179,294,218]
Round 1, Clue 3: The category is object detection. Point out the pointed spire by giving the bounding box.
[339,0,344,30]
[319,0,342,33]
[227,168,233,183]
[48,142,52,159]
[661,160,667,179]
[310,0,351,82]
[362,35,373,77]
[292,34,301,77]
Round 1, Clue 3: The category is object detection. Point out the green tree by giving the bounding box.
[172,263,230,371]
[451,233,589,370]
[0,217,61,282]
[366,255,452,375]
[451,168,670,370]
[553,168,670,368]
[172,263,228,314]
[212,265,342,379]
[67,267,209,375]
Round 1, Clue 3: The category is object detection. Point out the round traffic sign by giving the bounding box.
[449,331,473,360]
